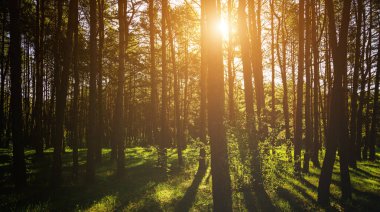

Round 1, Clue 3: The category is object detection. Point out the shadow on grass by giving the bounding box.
[0,148,173,211]
[242,186,276,212]
[174,165,207,212]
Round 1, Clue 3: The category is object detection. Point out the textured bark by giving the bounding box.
[205,0,232,210]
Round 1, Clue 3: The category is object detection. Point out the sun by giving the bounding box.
[218,19,229,39]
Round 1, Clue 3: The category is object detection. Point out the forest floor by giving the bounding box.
[0,143,379,211]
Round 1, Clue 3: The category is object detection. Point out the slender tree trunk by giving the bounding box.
[0,8,7,143]
[167,8,182,165]
[52,0,76,185]
[86,0,97,182]
[71,0,79,177]
[238,0,263,190]
[148,0,158,149]
[317,0,352,204]
[369,33,379,161]
[205,0,232,210]
[9,0,27,187]
[294,0,304,173]
[349,0,363,166]
[311,0,320,167]
[114,0,125,176]
[96,0,105,162]
[199,0,207,169]
[303,0,312,173]
[159,0,169,169]
[227,0,235,125]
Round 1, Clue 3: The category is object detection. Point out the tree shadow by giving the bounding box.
[242,186,276,212]
[174,165,207,212]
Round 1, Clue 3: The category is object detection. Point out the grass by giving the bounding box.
[0,141,379,211]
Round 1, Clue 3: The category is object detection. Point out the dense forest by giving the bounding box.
[0,0,379,211]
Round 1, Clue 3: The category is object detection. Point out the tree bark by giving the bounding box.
[205,0,232,210]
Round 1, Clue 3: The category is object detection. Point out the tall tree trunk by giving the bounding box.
[34,0,45,158]
[148,0,158,149]
[159,0,169,169]
[248,0,264,130]
[294,0,304,173]
[369,31,379,161]
[205,0,232,210]
[167,7,182,165]
[114,0,125,176]
[303,0,312,173]
[0,7,7,143]
[238,0,263,190]
[86,0,97,182]
[227,0,235,125]
[71,0,79,177]
[311,0,320,167]
[349,0,363,166]
[96,0,105,162]
[199,0,207,169]
[317,0,352,204]
[52,0,76,185]
[9,0,27,187]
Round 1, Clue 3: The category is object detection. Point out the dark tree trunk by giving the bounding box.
[294,0,304,174]
[238,0,263,190]
[9,0,27,187]
[71,0,79,177]
[303,0,312,173]
[52,0,76,185]
[317,0,352,205]
[114,0,125,176]
[96,0,105,163]
[369,32,379,161]
[205,0,232,210]
[0,7,7,143]
[311,0,320,168]
[227,0,235,125]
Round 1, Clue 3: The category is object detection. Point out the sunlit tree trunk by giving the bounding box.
[167,7,182,165]
[199,0,207,169]
[159,0,169,169]
[227,0,235,125]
